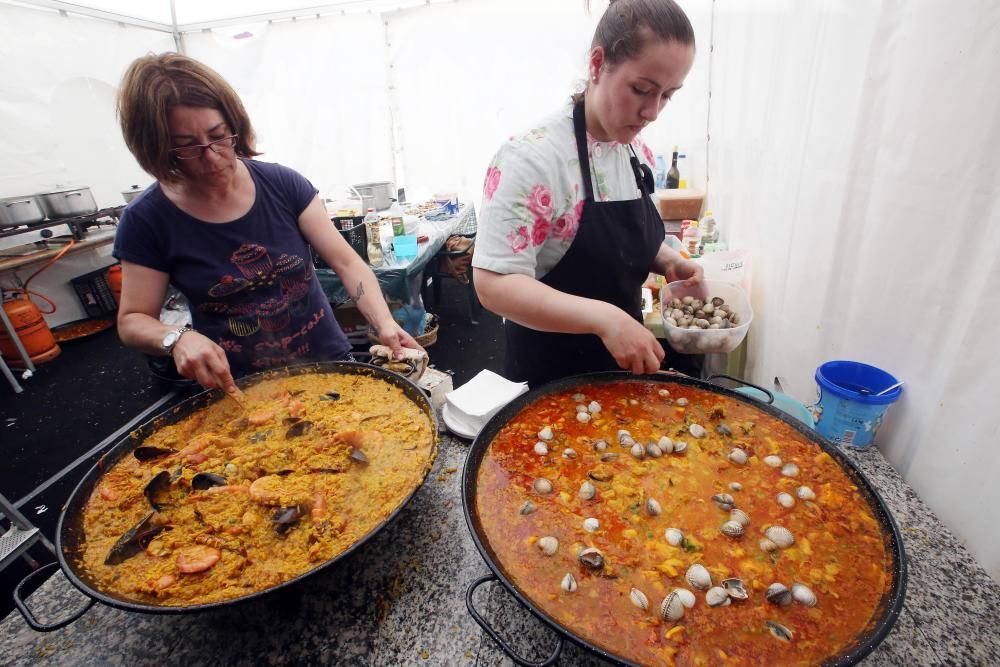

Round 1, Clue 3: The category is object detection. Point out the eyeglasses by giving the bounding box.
[170,134,239,160]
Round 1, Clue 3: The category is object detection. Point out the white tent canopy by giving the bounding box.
[2,0,1000,583]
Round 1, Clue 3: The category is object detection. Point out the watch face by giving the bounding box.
[163,331,180,349]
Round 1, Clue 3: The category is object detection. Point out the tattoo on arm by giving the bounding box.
[351,281,365,302]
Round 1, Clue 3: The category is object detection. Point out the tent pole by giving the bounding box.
[169,0,184,53]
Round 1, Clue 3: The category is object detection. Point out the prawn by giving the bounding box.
[175,545,221,574]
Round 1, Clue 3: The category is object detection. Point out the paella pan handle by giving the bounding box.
[707,374,776,405]
[13,562,96,632]
[466,574,564,667]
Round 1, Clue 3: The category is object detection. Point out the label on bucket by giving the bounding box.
[812,387,890,449]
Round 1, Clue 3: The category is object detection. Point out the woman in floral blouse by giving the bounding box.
[473,0,703,387]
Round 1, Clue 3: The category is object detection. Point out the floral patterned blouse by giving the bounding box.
[473,100,658,280]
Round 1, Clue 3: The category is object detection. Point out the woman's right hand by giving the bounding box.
[170,331,237,393]
[595,305,665,375]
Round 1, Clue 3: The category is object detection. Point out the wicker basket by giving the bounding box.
[368,314,439,348]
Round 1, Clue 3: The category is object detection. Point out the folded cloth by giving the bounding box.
[446,369,528,419]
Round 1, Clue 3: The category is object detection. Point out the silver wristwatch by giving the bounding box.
[162,324,193,356]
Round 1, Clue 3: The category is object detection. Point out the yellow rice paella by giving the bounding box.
[78,370,436,606]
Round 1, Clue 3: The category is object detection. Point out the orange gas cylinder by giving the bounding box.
[106,265,123,305]
[0,292,61,364]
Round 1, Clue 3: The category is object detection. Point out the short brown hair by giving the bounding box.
[590,0,695,68]
[117,53,260,183]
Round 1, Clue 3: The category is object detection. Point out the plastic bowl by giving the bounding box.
[659,279,753,354]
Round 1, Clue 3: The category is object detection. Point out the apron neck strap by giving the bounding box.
[573,99,653,199]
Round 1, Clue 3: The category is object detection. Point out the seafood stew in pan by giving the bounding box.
[474,381,895,666]
[78,370,436,607]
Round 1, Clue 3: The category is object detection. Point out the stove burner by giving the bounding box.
[0,206,125,241]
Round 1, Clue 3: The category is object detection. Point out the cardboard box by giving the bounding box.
[418,367,453,409]
[655,188,705,220]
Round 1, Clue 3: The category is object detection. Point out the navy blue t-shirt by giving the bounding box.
[113,159,351,375]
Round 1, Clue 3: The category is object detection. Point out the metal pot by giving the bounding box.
[12,361,438,631]
[122,185,146,204]
[352,181,395,211]
[36,187,98,219]
[0,195,46,227]
[462,372,907,667]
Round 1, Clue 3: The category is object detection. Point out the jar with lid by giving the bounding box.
[682,220,701,256]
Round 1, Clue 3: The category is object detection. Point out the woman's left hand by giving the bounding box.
[665,255,704,285]
[377,319,425,360]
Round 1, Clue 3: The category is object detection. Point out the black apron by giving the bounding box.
[505,100,665,388]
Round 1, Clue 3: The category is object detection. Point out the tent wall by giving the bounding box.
[707,0,1000,578]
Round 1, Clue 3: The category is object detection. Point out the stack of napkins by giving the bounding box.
[443,370,528,438]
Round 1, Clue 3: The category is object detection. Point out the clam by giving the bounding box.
[682,296,694,305]
[618,430,635,446]
[688,424,707,438]
[561,573,578,593]
[538,426,554,441]
[672,441,688,454]
[706,586,731,607]
[722,578,748,600]
[576,411,591,423]
[729,482,743,491]
[630,443,645,459]
[630,588,650,611]
[658,389,670,397]
[776,492,795,508]
[191,472,227,491]
[712,493,736,511]
[594,439,609,452]
[519,500,536,515]
[537,536,559,556]
[686,564,712,590]
[659,591,685,621]
[583,517,600,532]
[646,442,663,458]
[791,583,817,607]
[766,620,794,642]
[676,398,689,407]
[664,527,684,546]
[588,401,602,414]
[759,538,779,552]
[646,498,662,516]
[588,468,613,482]
[600,452,619,462]
[728,448,749,465]
[730,508,751,527]
[572,393,586,402]
[766,583,792,606]
[576,404,588,413]
[782,463,800,477]
[712,296,725,307]
[673,588,696,609]
[657,436,674,454]
[578,547,605,570]
[763,455,783,468]
[533,478,553,495]
[765,525,795,549]
[720,520,744,538]
[579,481,597,500]
[562,448,577,459]
[716,424,733,437]
[534,442,549,456]
[797,486,816,500]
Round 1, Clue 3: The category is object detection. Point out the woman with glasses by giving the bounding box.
[113,53,420,392]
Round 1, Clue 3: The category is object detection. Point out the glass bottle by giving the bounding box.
[364,208,383,267]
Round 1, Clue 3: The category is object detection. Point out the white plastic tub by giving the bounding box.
[659,279,752,354]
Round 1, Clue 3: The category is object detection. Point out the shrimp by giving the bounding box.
[311,492,328,522]
[248,475,311,507]
[248,409,275,426]
[153,574,176,590]
[176,545,221,574]
[98,486,119,502]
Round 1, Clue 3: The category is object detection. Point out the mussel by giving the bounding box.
[319,391,340,401]
[285,420,314,438]
[144,470,184,510]
[271,505,303,535]
[105,511,171,565]
[133,446,176,462]
[191,472,227,490]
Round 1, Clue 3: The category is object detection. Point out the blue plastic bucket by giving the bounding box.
[813,360,902,449]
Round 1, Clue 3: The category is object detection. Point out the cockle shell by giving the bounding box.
[729,448,749,465]
[722,578,748,600]
[630,588,650,611]
[562,448,577,459]
[766,583,792,606]
[576,404,588,413]
[538,426,554,441]
[782,463,800,477]
[686,564,712,590]
[617,429,633,445]
[712,493,736,511]
[588,401,602,414]
[706,586,731,607]
[791,583,817,607]
[576,411,591,423]
[674,588,696,608]
[537,536,559,556]
[797,486,816,500]
[657,436,674,454]
[665,528,684,546]
[646,498,662,516]
[533,478,553,494]
[646,443,663,458]
[729,482,743,491]
[673,441,688,454]
[579,481,596,500]
[759,538,779,552]
[534,442,549,455]
[765,525,795,549]
[630,443,645,459]
[721,520,745,537]
[676,398,689,407]
[658,389,670,397]
[689,424,707,438]
[730,508,751,527]
[583,517,599,532]
[593,439,609,452]
[763,455,783,468]
[561,573,577,593]
[578,547,605,570]
[767,620,794,642]
[519,500,536,515]
[659,591,685,621]
[776,492,795,508]
[572,393,585,402]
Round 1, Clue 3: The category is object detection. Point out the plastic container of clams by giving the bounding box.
[659,279,753,354]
